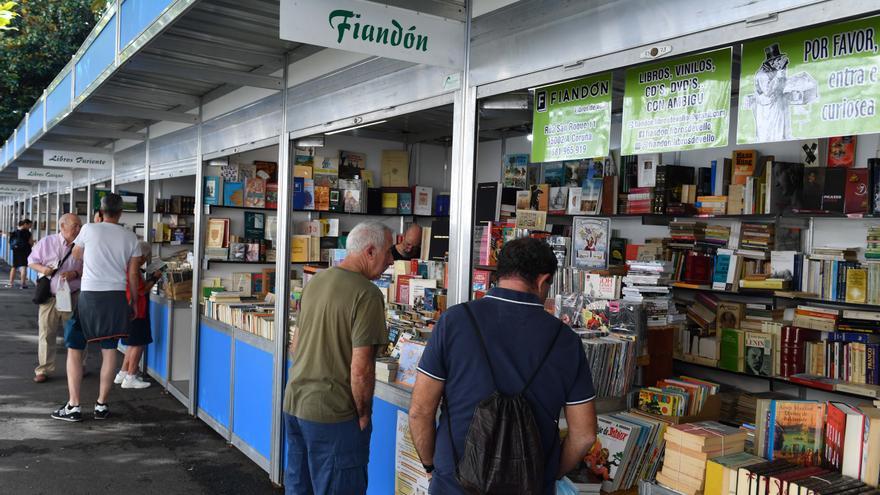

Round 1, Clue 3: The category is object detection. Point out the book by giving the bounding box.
[827,136,857,168]
[339,150,367,179]
[766,400,825,466]
[744,332,773,376]
[732,150,758,185]
[859,406,880,487]
[846,268,868,304]
[223,181,244,206]
[531,184,549,211]
[265,182,278,209]
[206,218,229,249]
[822,168,846,213]
[572,217,610,270]
[314,186,330,211]
[567,186,584,214]
[474,182,501,224]
[585,416,638,492]
[637,154,659,188]
[381,149,409,187]
[770,162,804,213]
[204,176,221,205]
[243,211,265,240]
[244,178,266,208]
[502,153,529,189]
[832,402,866,479]
[515,190,530,210]
[844,169,869,214]
[514,209,547,230]
[413,186,433,216]
[548,186,568,214]
[408,278,437,308]
[398,191,412,215]
[238,163,256,180]
[255,161,277,181]
[313,157,339,188]
[543,162,565,186]
[293,177,305,210]
[303,178,315,210]
[220,163,239,182]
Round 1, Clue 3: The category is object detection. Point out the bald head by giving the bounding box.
[59,213,82,243]
[396,223,422,258]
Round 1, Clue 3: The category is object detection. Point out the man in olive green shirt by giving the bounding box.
[283,221,394,495]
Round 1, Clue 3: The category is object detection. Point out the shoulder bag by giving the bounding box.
[33,244,74,305]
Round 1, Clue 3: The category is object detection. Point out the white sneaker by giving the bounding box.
[121,374,151,389]
[113,371,127,385]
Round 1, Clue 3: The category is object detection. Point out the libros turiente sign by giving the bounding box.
[280,0,464,69]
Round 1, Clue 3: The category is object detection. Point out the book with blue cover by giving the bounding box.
[223,182,243,206]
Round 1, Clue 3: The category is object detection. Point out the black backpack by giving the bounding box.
[446,303,563,495]
[10,230,24,250]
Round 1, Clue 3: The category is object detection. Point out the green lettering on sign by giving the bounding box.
[531,73,613,162]
[328,9,429,52]
[737,16,880,144]
[621,47,732,155]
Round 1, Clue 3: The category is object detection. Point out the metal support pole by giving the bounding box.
[87,169,93,223]
[110,142,117,193]
[144,126,152,242]
[188,100,205,416]
[34,184,41,239]
[55,184,61,233]
[447,5,476,305]
[270,52,291,485]
[69,172,75,214]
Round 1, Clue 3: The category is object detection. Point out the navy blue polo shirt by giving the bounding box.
[417,287,596,494]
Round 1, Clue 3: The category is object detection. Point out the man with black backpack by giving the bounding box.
[409,237,598,494]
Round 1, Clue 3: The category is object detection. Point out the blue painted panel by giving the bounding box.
[14,125,24,155]
[367,398,408,495]
[46,73,73,123]
[120,0,173,48]
[198,323,231,428]
[146,300,169,379]
[75,15,117,97]
[282,357,293,471]
[233,339,273,459]
[26,101,43,143]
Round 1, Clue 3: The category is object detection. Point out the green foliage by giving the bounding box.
[0,0,105,142]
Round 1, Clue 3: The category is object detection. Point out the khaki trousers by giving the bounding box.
[35,293,78,376]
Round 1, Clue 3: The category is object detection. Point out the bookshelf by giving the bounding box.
[674,358,880,401]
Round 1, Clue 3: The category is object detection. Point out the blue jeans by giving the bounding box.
[284,414,371,495]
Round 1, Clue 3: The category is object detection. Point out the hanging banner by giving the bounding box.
[621,47,732,155]
[531,73,613,162]
[737,16,880,144]
[0,183,32,194]
[43,149,111,169]
[18,167,72,182]
[279,0,464,69]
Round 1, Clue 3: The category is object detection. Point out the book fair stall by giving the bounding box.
[1,0,880,493]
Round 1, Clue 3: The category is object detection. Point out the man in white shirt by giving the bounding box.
[52,193,141,422]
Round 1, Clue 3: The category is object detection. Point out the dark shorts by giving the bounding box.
[284,414,371,495]
[64,315,119,350]
[12,248,30,268]
[76,291,130,342]
[122,317,152,346]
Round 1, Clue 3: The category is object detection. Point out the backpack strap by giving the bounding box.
[520,321,564,394]
[50,244,75,280]
[461,302,500,389]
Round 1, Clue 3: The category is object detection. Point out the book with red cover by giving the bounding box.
[827,136,857,168]
[825,402,847,471]
[265,182,278,209]
[395,275,414,305]
[780,326,821,377]
[843,169,869,214]
[684,252,714,284]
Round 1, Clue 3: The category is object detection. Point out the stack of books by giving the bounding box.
[738,223,775,259]
[703,452,764,495]
[656,421,746,495]
[793,305,839,331]
[733,459,880,495]
[704,224,731,247]
[696,195,728,215]
[623,261,673,328]
[867,226,880,260]
[375,358,398,383]
[585,411,668,493]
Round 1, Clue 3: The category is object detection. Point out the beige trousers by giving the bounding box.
[35,293,78,376]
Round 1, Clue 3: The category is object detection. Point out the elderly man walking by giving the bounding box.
[27,213,83,383]
[282,220,395,494]
[51,194,140,422]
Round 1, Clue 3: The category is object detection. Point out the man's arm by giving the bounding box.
[350,345,376,431]
[72,245,85,261]
[558,401,598,478]
[409,371,444,467]
[127,257,141,314]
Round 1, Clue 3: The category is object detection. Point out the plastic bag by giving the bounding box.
[55,280,72,312]
[556,477,579,495]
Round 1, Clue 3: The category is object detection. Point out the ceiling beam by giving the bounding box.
[78,101,199,125]
[51,125,146,141]
[29,141,112,154]
[97,83,201,109]
[148,36,284,67]
[124,56,283,91]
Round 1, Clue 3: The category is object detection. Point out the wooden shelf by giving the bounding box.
[473,265,497,271]
[671,284,880,309]
[204,204,277,212]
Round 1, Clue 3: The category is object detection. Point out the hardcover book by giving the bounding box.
[254,161,277,182]
[844,168,869,214]
[822,168,846,213]
[243,211,265,240]
[413,186,433,216]
[732,150,758,185]
[244,178,266,208]
[543,162,565,187]
[265,182,278,209]
[204,176,221,205]
[827,136,856,168]
[339,150,367,179]
[223,182,244,206]
[767,400,825,467]
[502,153,529,189]
[381,149,409,187]
[398,192,413,215]
[572,217,610,270]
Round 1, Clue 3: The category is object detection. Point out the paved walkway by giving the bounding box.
[0,261,281,494]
